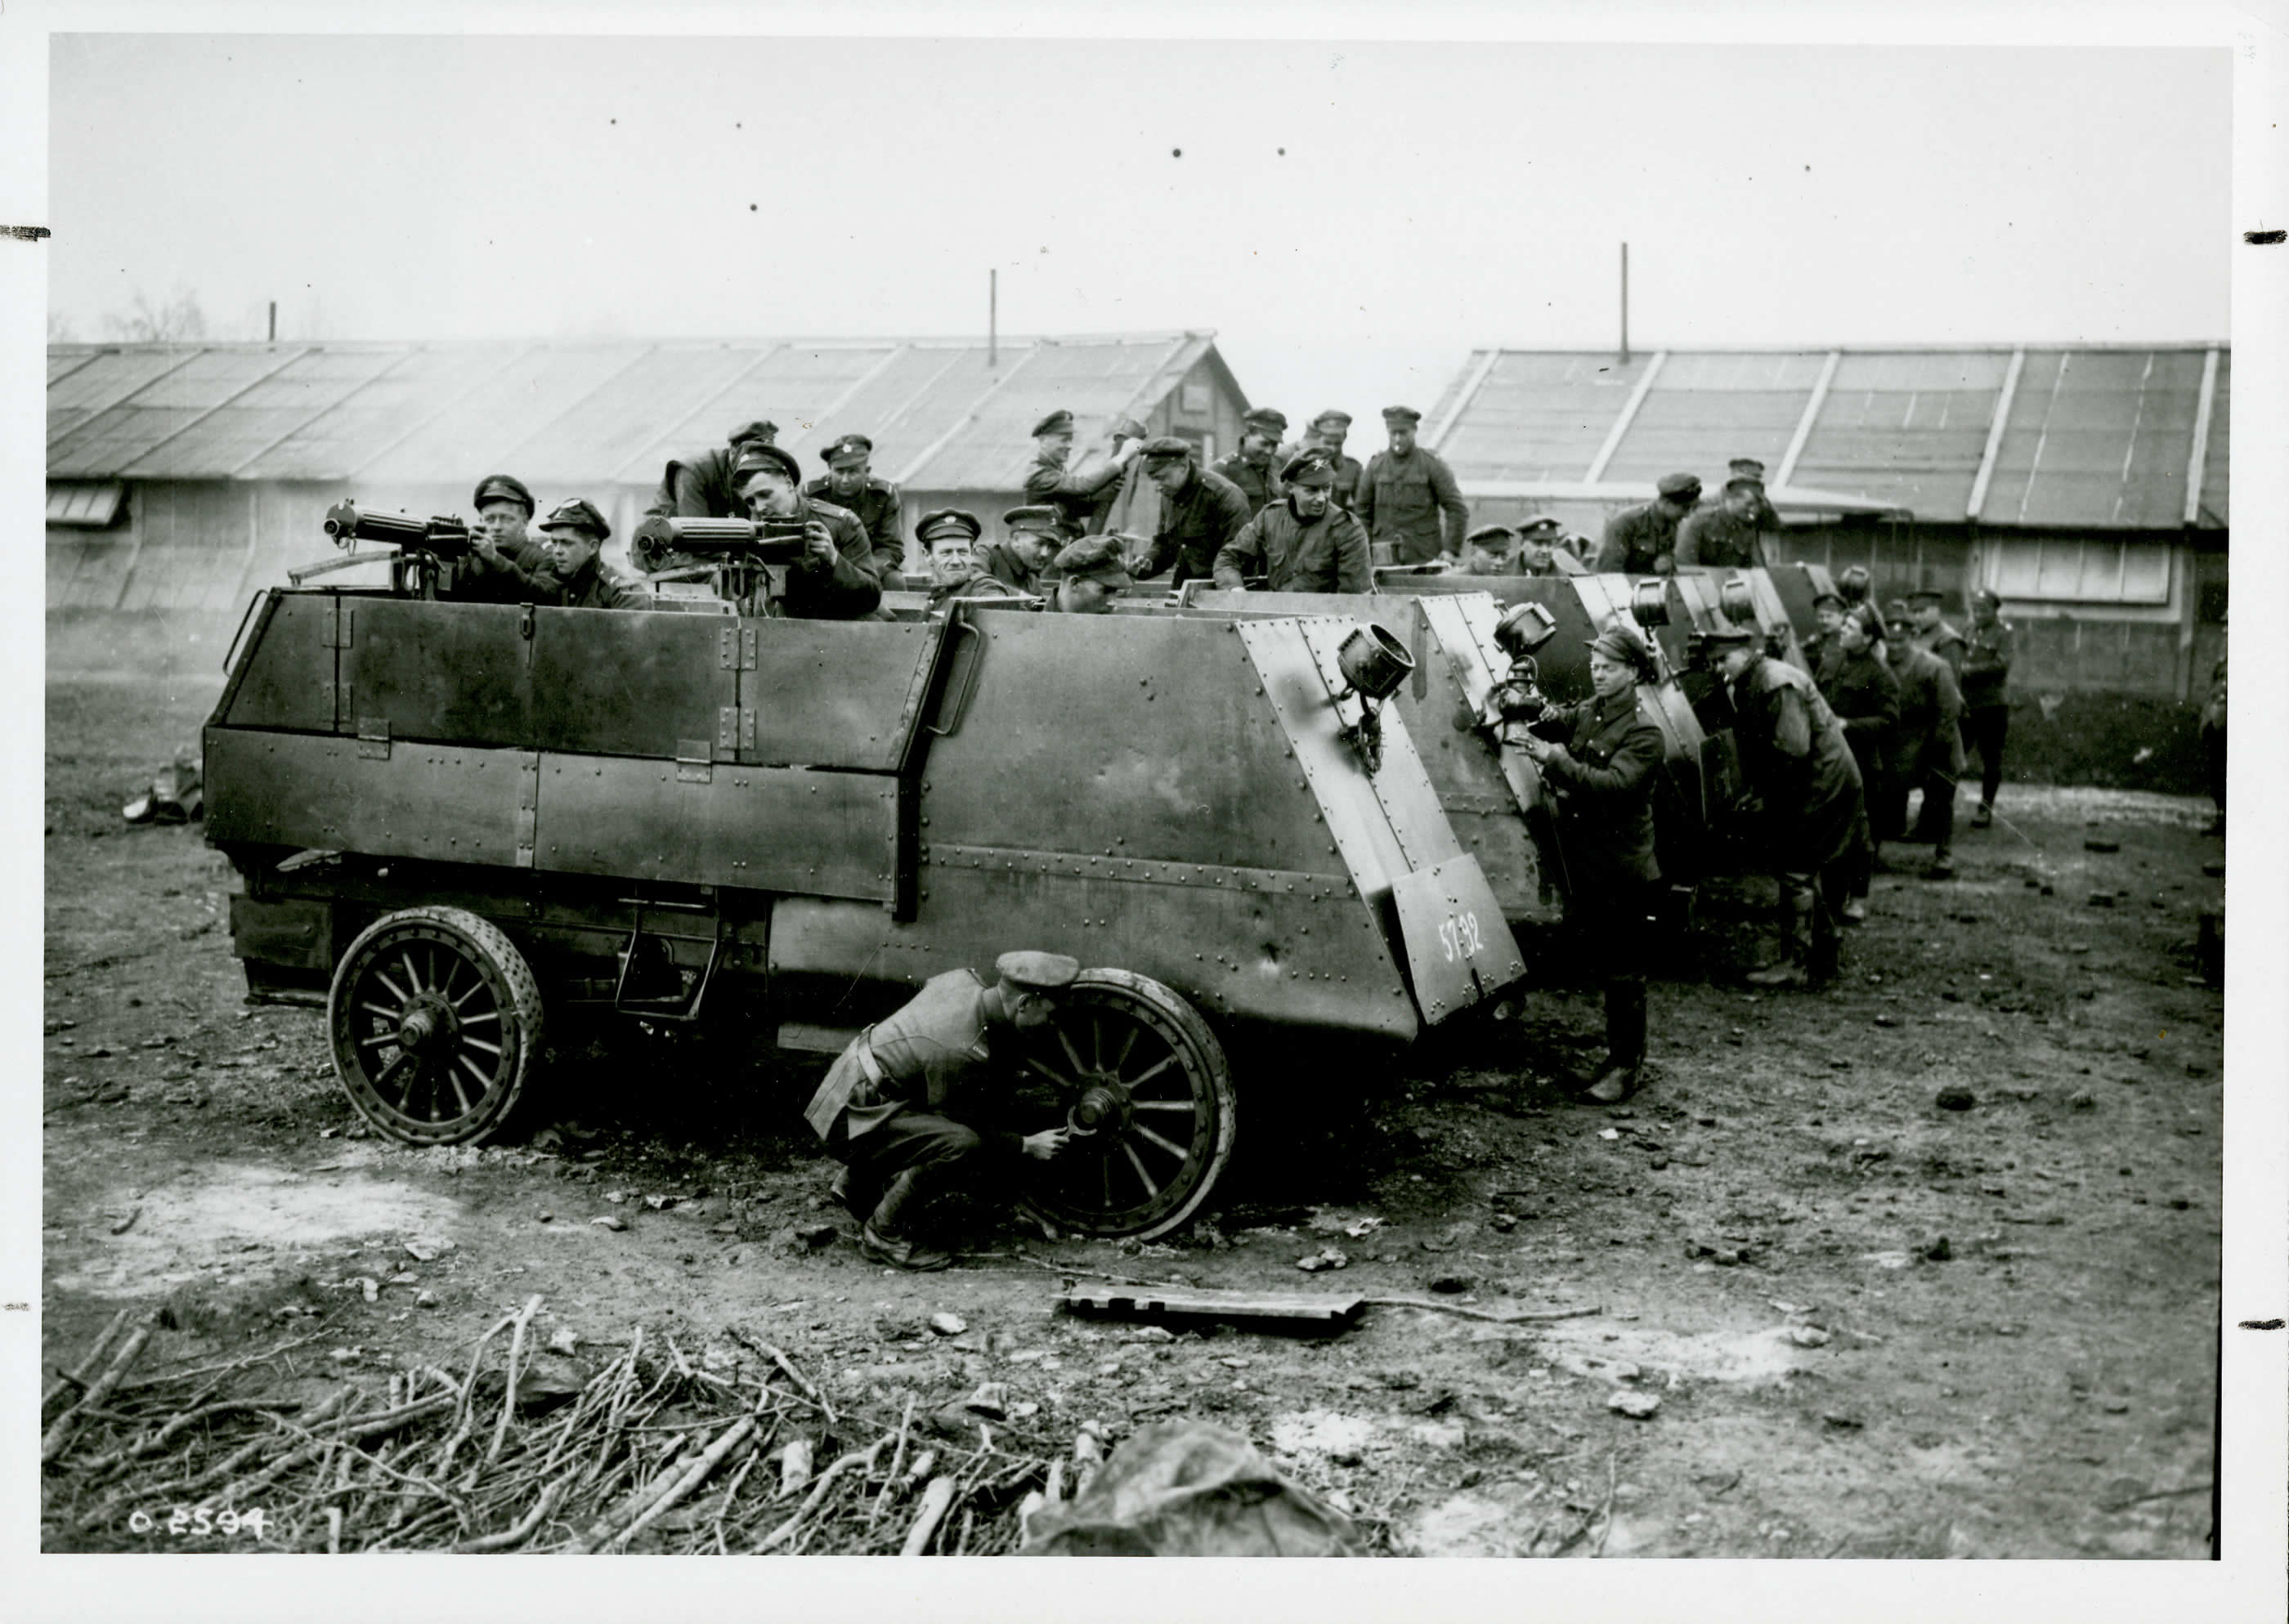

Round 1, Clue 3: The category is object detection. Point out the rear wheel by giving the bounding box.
[1012,969,1235,1241]
[327,906,543,1146]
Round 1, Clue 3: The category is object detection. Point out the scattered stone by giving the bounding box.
[590,1215,628,1232]
[356,1277,379,1303]
[798,1223,837,1249]
[1123,1326,1176,1344]
[644,1194,672,1210]
[414,1289,437,1309]
[1821,1413,1864,1431]
[602,1190,629,1205]
[1297,1248,1350,1273]
[535,1211,553,1224]
[1873,1014,1897,1027]
[1607,1389,1661,1420]
[964,1382,1009,1419]
[1427,1275,1474,1295]
[1935,1086,1976,1112]
[2067,1090,2097,1111]
[929,1313,968,1337]
[1786,1326,1832,1348]
[1920,1237,1953,1263]
[1489,1214,1516,1233]
[1407,1420,1469,1449]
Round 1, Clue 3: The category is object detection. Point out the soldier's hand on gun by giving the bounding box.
[1021,1127,1074,1162]
[803,518,836,565]
[1518,733,1561,766]
[471,535,502,566]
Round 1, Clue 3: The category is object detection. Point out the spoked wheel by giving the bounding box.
[1013,969,1236,1241]
[327,906,544,1146]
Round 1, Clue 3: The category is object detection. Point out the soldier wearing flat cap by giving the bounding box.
[1210,411,1288,517]
[1024,408,1147,538]
[1050,535,1134,614]
[1297,410,1366,513]
[454,473,558,602]
[1960,588,2015,829]
[1516,516,1588,577]
[1704,622,1867,988]
[531,499,647,611]
[724,443,884,620]
[644,419,781,521]
[916,508,1029,609]
[979,507,1068,596]
[1675,476,1771,570]
[1822,604,1902,922]
[804,433,907,586]
[1212,450,1371,593]
[805,951,1084,1271]
[1513,620,1669,1101]
[1905,587,1968,678]
[1594,473,1701,575]
[1130,437,1254,588]
[1882,597,1964,879]
[1455,524,1521,577]
[1360,405,1471,566]
[1727,458,1784,530]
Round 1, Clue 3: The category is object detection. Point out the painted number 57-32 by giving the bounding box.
[1437,910,1483,962]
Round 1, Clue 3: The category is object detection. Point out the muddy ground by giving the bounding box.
[40,676,2224,1558]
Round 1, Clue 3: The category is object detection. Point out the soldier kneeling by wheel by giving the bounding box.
[803,953,1081,1271]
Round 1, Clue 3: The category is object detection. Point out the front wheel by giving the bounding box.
[1011,969,1236,1241]
[327,906,544,1146]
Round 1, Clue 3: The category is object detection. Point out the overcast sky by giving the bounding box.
[47,34,2230,422]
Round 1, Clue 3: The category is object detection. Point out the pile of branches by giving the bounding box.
[41,1299,1089,1555]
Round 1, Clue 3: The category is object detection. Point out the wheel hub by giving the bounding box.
[1067,1081,1131,1137]
[396,994,456,1054]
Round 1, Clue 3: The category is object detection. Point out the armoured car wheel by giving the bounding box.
[1013,969,1236,1241]
[327,907,543,1147]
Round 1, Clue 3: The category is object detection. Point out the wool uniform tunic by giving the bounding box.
[1211,501,1372,593]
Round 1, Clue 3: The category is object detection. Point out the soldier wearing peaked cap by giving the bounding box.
[1516,515,1588,577]
[1360,405,1471,566]
[1594,473,1700,575]
[1905,588,1968,678]
[917,508,1028,608]
[454,472,558,602]
[1727,457,1784,530]
[644,420,781,521]
[1050,535,1135,614]
[1296,410,1366,513]
[1884,599,1965,879]
[1024,408,1147,537]
[720,444,883,620]
[977,506,1067,596]
[1675,476,1770,570]
[1822,603,1902,922]
[531,499,647,611]
[804,432,906,586]
[1131,437,1254,588]
[1515,620,1668,1103]
[1960,587,2015,829]
[1455,523,1521,577]
[1211,416,1286,517]
[1212,450,1370,593]
[805,951,1085,1271]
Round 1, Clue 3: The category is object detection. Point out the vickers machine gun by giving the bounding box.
[629,514,812,615]
[289,503,479,599]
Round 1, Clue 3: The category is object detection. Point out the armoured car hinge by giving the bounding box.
[719,624,759,671]
[519,603,538,664]
[325,606,355,648]
[356,716,391,760]
[514,752,539,868]
[677,739,714,785]
[717,705,757,757]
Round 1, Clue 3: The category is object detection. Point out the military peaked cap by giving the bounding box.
[535,497,611,540]
[472,473,535,516]
[1001,505,1068,539]
[1971,588,2003,612]
[1907,587,1945,605]
[1588,620,1657,677]
[1032,409,1075,437]
[1382,405,1422,426]
[1140,436,1195,464]
[1310,409,1353,431]
[1243,407,1289,433]
[916,508,983,546]
[1466,524,1518,552]
[1281,450,1338,488]
[1053,535,1132,588]
[728,420,779,448]
[1884,597,1913,624]
[1700,622,1758,647]
[1811,587,1844,609]
[1728,458,1767,481]
[1517,515,1566,536]
[996,951,1082,993]
[732,444,804,488]
[821,433,874,468]
[1656,472,1703,501]
[1723,476,1763,498]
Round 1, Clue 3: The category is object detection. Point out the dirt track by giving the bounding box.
[42,677,2224,1556]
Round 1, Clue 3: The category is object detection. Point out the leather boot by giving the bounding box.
[1587,981,1646,1103]
[860,1170,952,1271]
[1745,879,1813,987]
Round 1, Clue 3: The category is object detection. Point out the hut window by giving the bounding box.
[1986,538,2170,606]
[46,481,127,529]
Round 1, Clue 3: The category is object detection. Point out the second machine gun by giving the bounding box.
[629,515,813,615]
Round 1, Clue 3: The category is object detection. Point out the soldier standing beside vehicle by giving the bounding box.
[978,508,1066,597]
[1299,410,1366,512]
[1883,598,1966,879]
[1803,587,1848,688]
[1704,624,1866,989]
[1129,438,1254,588]
[1673,476,1768,570]
[1025,409,1146,538]
[804,433,907,586]
[1049,536,1133,615]
[645,420,780,519]
[1359,405,1470,566]
[1906,588,1968,678]
[805,952,1082,1272]
[1822,604,1902,923]
[1515,622,1668,1103]
[1593,474,1701,575]
[1210,415,1286,517]
[1960,588,2015,830]
[1210,451,1371,593]
[732,445,884,620]
[530,499,647,611]
[455,473,555,602]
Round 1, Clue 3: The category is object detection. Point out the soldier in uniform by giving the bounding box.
[804,951,1082,1272]
[1906,587,1968,677]
[1822,604,1902,922]
[1674,476,1769,570]
[978,507,1066,597]
[1209,416,1285,517]
[1049,535,1132,615]
[1727,457,1784,530]
[918,509,1031,609]
[1024,409,1146,537]
[530,499,647,611]
[1803,587,1848,688]
[1454,523,1521,577]
[1704,624,1866,989]
[1211,450,1371,593]
[1883,598,1966,879]
[1518,517,1588,577]
[1300,410,1366,512]
[1359,405,1471,566]
[1834,564,1873,611]
[645,420,779,519]
[804,433,906,586]
[2200,612,2226,837]
[1593,473,1700,575]
[1515,621,1668,1103]
[1131,438,1256,588]
[1960,588,2015,829]
[732,445,883,620]
[455,473,556,602]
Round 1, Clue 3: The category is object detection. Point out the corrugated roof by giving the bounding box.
[45,334,1224,495]
[1428,344,2229,530]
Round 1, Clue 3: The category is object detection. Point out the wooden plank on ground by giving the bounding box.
[1059,1286,1367,1327]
